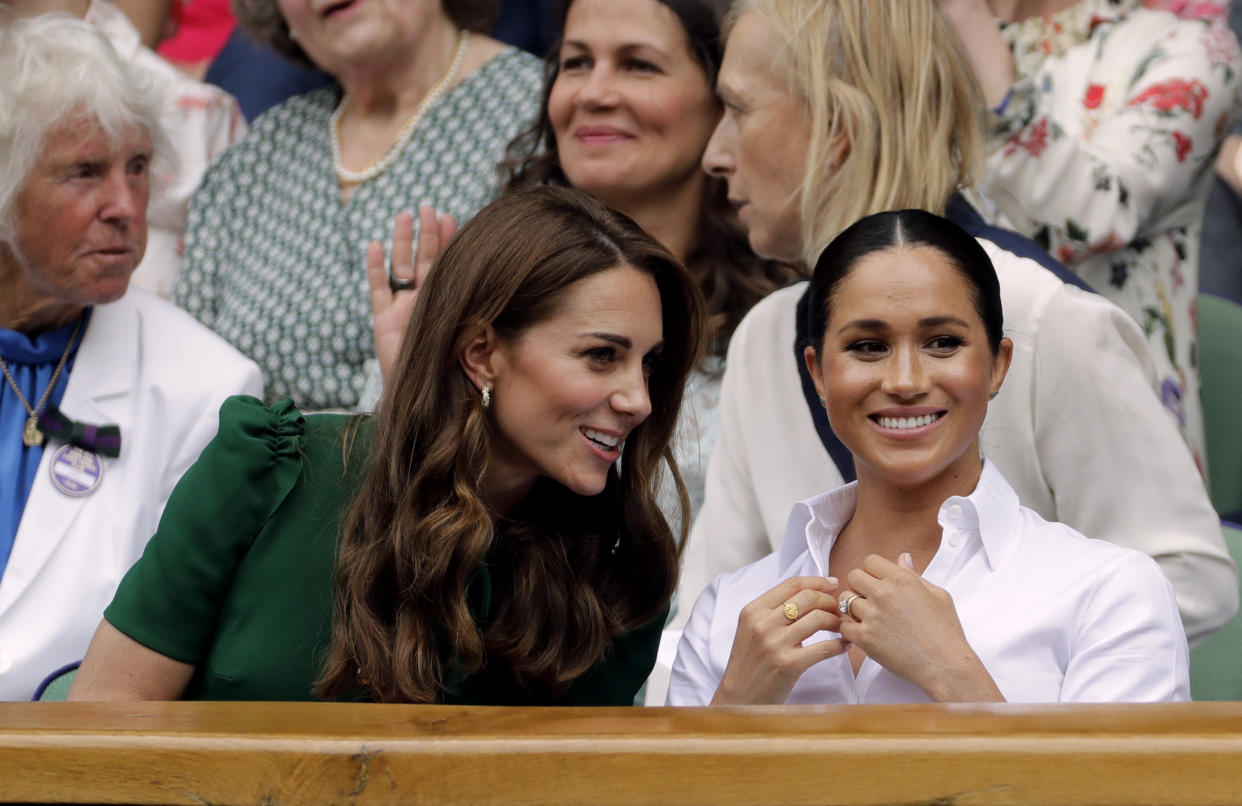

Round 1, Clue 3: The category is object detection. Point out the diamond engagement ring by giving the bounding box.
[839,592,861,618]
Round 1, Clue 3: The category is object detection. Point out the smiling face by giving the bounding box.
[547,0,720,212]
[702,9,811,263]
[805,246,1011,492]
[274,0,442,75]
[483,263,665,500]
[6,115,150,327]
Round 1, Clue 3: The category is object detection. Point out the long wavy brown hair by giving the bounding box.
[500,0,803,356]
[317,187,706,703]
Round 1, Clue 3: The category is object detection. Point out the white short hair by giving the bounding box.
[0,12,169,243]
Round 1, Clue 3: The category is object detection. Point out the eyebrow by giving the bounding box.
[561,39,669,57]
[584,332,633,349]
[835,315,972,334]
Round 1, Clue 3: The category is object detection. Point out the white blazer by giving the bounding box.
[0,289,262,700]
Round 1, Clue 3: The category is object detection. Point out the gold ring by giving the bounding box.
[839,593,861,618]
[783,601,799,622]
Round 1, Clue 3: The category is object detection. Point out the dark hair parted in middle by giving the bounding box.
[231,0,499,69]
[501,0,802,356]
[803,209,1004,356]
[316,186,706,703]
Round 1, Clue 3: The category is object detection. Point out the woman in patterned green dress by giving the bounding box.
[174,0,543,410]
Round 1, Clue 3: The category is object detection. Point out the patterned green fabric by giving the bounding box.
[175,48,542,410]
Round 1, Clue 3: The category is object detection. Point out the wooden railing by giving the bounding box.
[3,702,1242,804]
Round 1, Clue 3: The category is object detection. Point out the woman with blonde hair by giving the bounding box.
[668,0,1232,659]
[69,187,706,703]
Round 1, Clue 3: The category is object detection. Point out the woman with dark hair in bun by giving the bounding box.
[669,210,1189,706]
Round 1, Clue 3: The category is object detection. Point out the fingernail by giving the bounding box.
[899,552,913,569]
[826,576,839,586]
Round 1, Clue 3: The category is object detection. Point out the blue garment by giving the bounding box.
[204,29,333,123]
[492,0,561,58]
[0,312,88,575]
[1197,2,1242,301]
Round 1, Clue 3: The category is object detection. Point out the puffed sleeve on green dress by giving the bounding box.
[104,395,665,703]
[103,395,362,700]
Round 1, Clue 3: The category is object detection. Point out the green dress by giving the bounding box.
[104,396,664,704]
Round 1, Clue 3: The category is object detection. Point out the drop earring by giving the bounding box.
[481,384,492,409]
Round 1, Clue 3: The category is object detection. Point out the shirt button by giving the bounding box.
[947,504,963,520]
[946,530,963,549]
[0,652,10,675]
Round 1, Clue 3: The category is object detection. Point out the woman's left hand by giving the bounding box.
[839,553,1005,702]
[367,205,458,383]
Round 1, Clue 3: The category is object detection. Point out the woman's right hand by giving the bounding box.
[367,205,458,384]
[711,576,845,705]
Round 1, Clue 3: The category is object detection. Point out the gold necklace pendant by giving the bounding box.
[23,417,44,448]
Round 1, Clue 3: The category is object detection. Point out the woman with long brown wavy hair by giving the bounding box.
[372,0,800,524]
[66,186,705,704]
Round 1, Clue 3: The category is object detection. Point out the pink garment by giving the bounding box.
[157,0,235,63]
[1142,0,1227,19]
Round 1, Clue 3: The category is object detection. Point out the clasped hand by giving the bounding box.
[714,554,1002,704]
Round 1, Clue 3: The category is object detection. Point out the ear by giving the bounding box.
[803,344,827,406]
[828,134,849,170]
[458,324,503,392]
[989,337,1014,398]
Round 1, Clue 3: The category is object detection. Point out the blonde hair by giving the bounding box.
[733,0,985,265]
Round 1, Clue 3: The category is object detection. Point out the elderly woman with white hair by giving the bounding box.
[0,12,261,701]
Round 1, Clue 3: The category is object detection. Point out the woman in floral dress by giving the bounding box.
[941,0,1242,472]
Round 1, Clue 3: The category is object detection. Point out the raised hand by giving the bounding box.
[712,575,846,705]
[367,204,458,383]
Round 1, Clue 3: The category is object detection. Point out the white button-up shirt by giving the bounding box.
[668,461,1190,705]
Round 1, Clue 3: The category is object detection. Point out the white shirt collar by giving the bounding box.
[778,459,1021,576]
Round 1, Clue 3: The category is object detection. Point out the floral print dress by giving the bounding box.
[977,0,1241,472]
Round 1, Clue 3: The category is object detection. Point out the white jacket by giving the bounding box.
[0,289,262,700]
[675,217,1236,650]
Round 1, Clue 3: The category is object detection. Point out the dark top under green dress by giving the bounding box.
[104,396,664,703]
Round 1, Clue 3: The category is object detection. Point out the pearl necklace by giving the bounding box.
[330,29,470,185]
